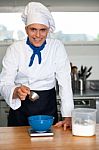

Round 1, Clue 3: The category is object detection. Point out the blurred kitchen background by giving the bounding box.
[0,0,99,126]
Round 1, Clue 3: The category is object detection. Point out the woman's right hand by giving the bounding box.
[13,85,30,100]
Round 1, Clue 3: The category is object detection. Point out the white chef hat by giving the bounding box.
[21,2,55,32]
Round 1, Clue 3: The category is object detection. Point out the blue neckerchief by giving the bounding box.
[26,37,46,67]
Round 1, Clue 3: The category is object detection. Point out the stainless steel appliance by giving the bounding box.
[74,97,96,109]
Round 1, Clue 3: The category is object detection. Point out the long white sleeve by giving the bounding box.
[55,41,74,117]
[0,44,21,109]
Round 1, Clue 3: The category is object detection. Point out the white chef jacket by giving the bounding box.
[0,38,74,117]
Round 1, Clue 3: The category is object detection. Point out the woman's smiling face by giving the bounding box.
[25,23,49,47]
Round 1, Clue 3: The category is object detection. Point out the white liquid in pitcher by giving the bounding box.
[72,121,96,136]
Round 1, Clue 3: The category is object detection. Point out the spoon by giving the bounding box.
[29,91,39,102]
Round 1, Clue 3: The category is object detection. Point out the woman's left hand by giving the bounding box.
[54,117,72,130]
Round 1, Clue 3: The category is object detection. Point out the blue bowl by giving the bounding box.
[28,115,54,133]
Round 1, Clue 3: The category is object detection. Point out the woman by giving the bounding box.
[0,2,74,130]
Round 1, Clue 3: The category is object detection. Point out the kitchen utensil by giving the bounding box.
[82,66,87,75]
[72,108,97,136]
[79,79,83,91]
[79,66,87,78]
[28,115,54,133]
[87,66,92,73]
[28,128,54,137]
[80,65,85,75]
[86,72,91,78]
[21,82,39,102]
[29,91,39,102]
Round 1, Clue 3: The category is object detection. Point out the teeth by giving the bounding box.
[34,38,40,41]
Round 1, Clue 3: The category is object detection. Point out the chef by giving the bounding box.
[0,2,74,130]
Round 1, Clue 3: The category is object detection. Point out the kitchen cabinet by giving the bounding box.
[0,99,9,126]
[73,97,96,109]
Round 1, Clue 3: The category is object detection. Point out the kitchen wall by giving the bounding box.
[66,43,99,80]
[0,42,99,80]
